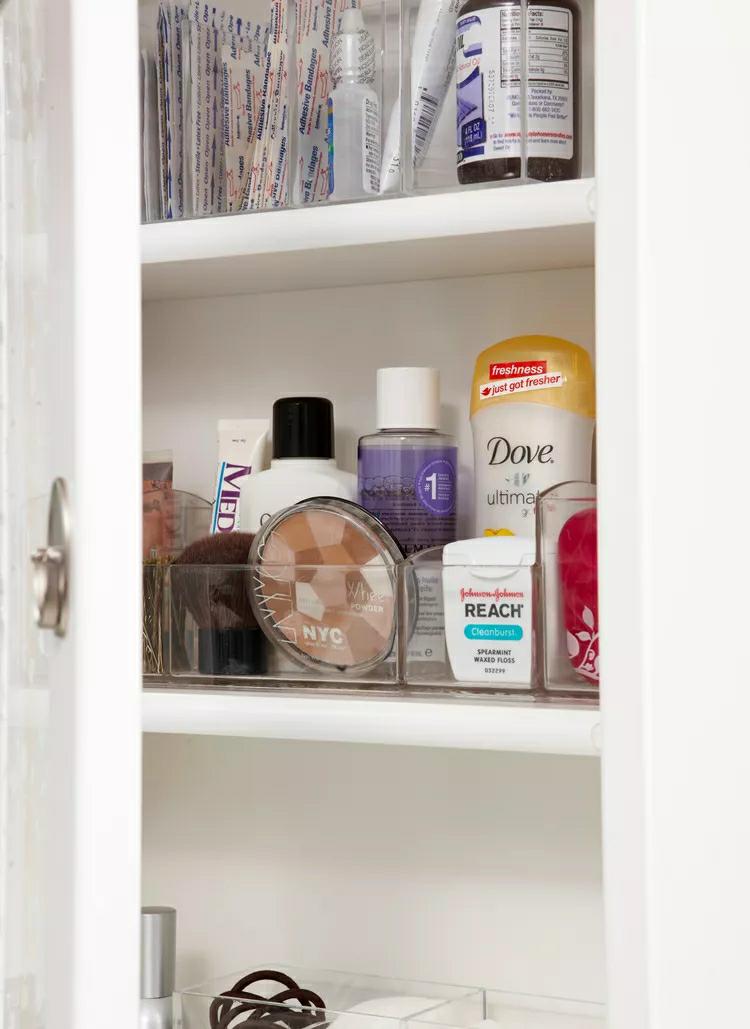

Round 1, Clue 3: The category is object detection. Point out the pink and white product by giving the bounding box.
[442,536,535,687]
[358,368,457,556]
[211,419,269,534]
[558,503,598,683]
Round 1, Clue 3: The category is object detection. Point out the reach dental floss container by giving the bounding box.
[442,536,535,686]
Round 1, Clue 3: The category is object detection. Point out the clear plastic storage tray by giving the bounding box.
[177,966,604,1029]
[145,547,584,699]
[401,547,537,693]
[166,563,401,687]
[141,0,401,220]
[143,518,598,696]
[401,0,595,194]
[413,988,604,1028]
[143,561,171,677]
[140,0,593,221]
[179,966,481,1029]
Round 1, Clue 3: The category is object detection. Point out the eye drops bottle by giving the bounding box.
[329,7,381,201]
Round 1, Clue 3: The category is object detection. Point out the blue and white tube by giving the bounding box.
[380,0,459,192]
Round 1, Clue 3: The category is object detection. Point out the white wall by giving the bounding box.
[142,735,604,1001]
[142,266,594,538]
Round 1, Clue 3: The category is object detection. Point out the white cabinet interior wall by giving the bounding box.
[142,736,604,1000]
[139,0,602,1008]
[141,265,600,999]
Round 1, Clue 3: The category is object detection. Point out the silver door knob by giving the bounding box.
[31,545,67,633]
[31,478,70,637]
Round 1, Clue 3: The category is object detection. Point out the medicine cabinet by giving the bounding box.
[2,1,749,1029]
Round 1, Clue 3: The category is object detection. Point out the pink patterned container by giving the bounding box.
[538,481,599,694]
[558,506,599,683]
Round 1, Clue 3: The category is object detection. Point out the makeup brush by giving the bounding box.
[173,532,266,677]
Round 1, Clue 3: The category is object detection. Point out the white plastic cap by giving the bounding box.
[339,6,363,32]
[376,367,440,430]
[442,536,536,566]
[331,6,376,85]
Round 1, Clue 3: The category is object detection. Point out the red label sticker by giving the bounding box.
[490,361,548,380]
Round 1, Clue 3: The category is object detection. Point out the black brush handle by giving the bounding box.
[197,627,266,676]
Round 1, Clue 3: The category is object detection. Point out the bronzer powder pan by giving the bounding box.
[248,498,404,674]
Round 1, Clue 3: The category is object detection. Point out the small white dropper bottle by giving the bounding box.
[329,6,381,200]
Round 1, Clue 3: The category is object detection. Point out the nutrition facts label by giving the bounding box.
[457,2,574,167]
[527,5,573,159]
[499,6,521,88]
[528,6,571,88]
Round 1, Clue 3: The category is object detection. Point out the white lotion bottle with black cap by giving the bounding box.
[241,397,357,532]
[140,907,176,1029]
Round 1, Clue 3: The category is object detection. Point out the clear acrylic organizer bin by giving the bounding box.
[295,0,402,207]
[144,522,599,695]
[412,988,605,1028]
[177,966,604,1029]
[537,482,597,694]
[401,547,538,693]
[143,560,172,677]
[178,966,481,1029]
[141,0,594,222]
[142,0,401,222]
[400,0,594,194]
[167,563,401,687]
[142,487,213,678]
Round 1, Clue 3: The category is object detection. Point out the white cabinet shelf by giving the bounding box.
[142,688,601,756]
[141,179,595,300]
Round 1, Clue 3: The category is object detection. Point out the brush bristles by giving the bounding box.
[173,533,257,629]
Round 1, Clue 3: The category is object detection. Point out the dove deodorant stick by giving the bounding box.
[471,335,596,540]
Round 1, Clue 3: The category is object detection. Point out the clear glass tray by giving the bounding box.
[140,0,594,222]
[177,965,604,1029]
[143,538,598,698]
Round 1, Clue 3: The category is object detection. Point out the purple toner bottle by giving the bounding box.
[358,367,458,555]
[359,368,458,667]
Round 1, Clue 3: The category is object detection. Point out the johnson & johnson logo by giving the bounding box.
[460,587,524,601]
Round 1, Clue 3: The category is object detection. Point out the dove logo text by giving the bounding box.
[487,436,554,466]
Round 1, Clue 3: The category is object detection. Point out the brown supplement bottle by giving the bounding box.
[456,0,581,184]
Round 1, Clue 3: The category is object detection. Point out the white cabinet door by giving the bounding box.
[0,2,141,1027]
[597,0,750,1023]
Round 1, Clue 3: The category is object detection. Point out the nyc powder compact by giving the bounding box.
[248,498,404,674]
